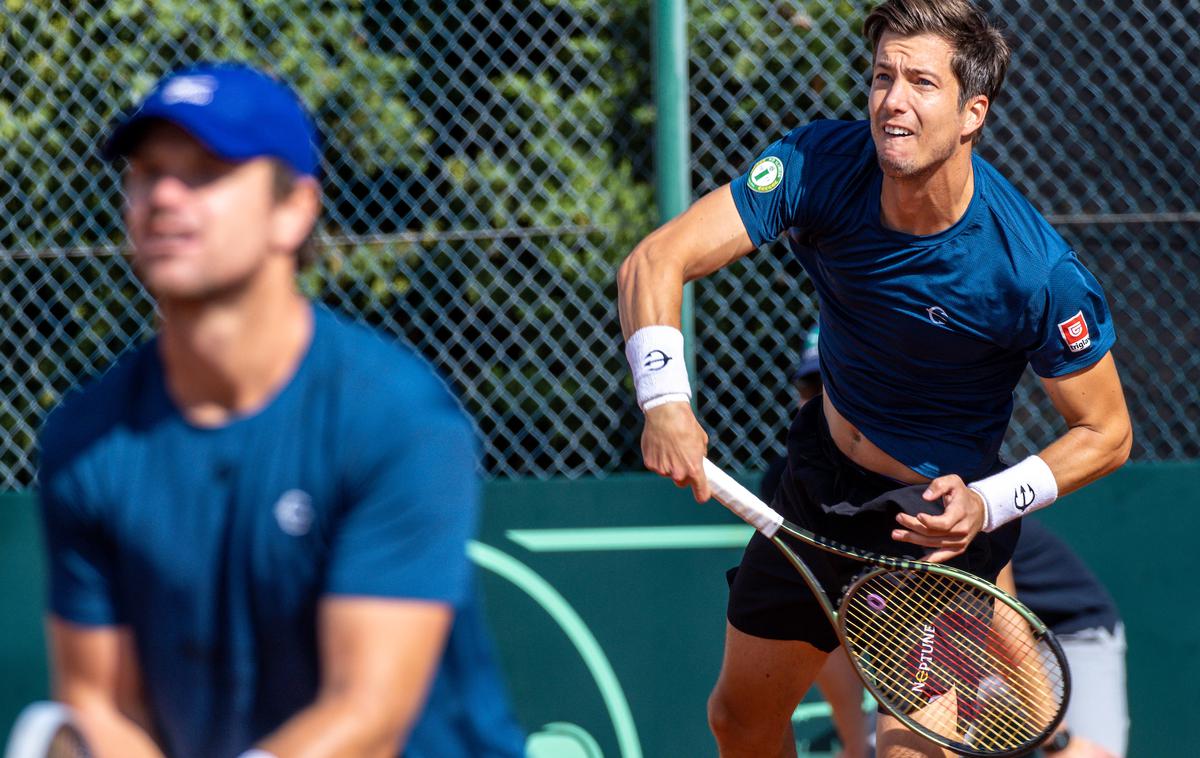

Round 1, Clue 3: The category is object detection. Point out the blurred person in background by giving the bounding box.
[36,62,524,758]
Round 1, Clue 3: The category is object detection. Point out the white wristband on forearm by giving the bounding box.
[625,325,692,411]
[968,455,1058,532]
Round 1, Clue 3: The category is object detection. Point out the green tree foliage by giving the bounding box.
[0,0,661,483]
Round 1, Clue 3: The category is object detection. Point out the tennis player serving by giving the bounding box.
[617,1,1131,756]
[36,63,523,758]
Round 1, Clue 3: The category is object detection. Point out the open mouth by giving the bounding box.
[883,125,914,137]
[146,232,194,246]
[140,231,197,256]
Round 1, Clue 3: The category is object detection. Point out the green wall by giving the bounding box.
[3,463,1196,756]
[0,492,50,743]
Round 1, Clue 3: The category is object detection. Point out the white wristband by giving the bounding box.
[642,393,691,410]
[968,455,1058,532]
[625,326,692,411]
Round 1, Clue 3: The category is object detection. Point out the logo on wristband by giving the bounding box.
[1014,484,1036,511]
[643,350,672,371]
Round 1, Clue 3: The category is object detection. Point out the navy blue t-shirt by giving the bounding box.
[37,305,524,758]
[731,120,1115,480]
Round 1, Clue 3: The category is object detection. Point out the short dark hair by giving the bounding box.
[270,160,320,269]
[863,0,1010,142]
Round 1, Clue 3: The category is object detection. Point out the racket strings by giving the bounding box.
[856,602,1052,746]
[846,573,1050,704]
[840,570,1065,752]
[845,599,1048,752]
[903,605,1047,712]
[844,582,1022,721]
[844,574,1062,751]
[845,579,1059,749]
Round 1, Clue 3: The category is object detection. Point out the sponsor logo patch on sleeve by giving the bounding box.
[1057,310,1092,352]
[747,156,784,193]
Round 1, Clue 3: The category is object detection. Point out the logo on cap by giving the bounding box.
[161,75,218,106]
[1057,311,1091,352]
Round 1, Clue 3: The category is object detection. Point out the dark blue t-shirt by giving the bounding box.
[731,120,1115,480]
[37,305,524,758]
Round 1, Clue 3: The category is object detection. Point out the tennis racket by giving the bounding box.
[3,703,92,758]
[703,458,1069,757]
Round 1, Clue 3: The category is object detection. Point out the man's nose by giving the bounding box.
[881,80,911,112]
[147,173,192,206]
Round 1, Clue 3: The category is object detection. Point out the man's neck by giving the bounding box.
[156,277,313,427]
[880,149,975,236]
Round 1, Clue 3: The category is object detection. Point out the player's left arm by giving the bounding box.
[253,597,453,758]
[899,351,1130,562]
[1032,350,1132,493]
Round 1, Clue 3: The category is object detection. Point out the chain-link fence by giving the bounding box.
[2,1,1197,490]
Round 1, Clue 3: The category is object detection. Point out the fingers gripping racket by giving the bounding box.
[4,703,92,758]
[703,459,1069,757]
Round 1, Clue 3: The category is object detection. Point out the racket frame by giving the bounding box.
[4,701,91,758]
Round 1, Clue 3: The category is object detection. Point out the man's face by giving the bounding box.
[869,31,977,179]
[123,122,279,302]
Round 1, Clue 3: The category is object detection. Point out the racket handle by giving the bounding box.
[702,459,784,537]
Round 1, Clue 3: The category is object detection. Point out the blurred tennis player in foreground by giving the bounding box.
[37,62,523,758]
[617,0,1131,755]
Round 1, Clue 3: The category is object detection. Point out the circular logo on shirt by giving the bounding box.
[747,156,784,193]
[273,489,314,536]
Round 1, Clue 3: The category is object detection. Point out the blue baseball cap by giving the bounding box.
[102,62,319,177]
[793,324,820,381]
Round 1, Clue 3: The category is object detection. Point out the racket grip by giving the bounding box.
[702,459,784,537]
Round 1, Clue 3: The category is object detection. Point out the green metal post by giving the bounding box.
[652,0,695,392]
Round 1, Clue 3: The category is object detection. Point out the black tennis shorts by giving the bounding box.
[726,397,1021,653]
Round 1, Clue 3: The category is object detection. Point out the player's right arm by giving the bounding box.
[37,402,164,758]
[252,597,453,758]
[617,184,757,501]
[47,620,164,758]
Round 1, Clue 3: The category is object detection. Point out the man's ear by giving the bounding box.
[271,176,321,255]
[962,94,990,139]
